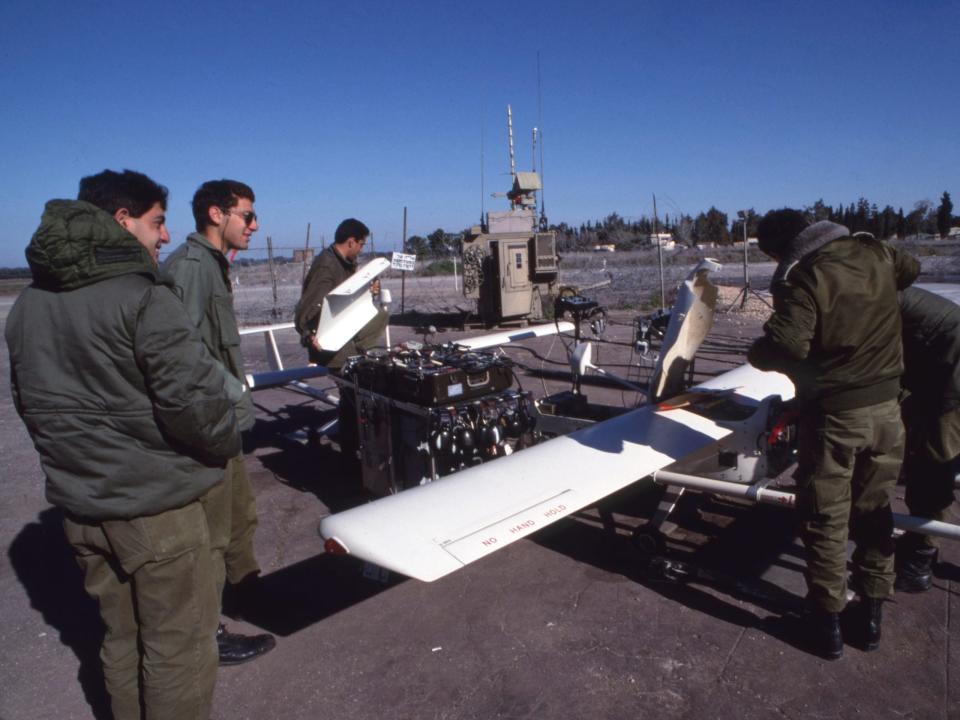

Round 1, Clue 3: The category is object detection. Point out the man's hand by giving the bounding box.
[310,334,322,351]
[370,279,381,295]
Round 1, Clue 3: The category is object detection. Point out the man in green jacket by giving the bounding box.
[163,179,275,665]
[294,218,388,371]
[895,286,960,591]
[6,169,241,719]
[748,209,919,659]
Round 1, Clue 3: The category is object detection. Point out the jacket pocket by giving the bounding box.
[213,294,241,352]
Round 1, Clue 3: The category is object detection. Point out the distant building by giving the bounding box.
[647,233,675,249]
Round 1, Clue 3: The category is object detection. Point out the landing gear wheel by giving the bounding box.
[631,527,666,556]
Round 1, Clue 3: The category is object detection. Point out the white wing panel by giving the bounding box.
[315,257,391,352]
[692,363,795,403]
[457,322,575,349]
[319,404,731,581]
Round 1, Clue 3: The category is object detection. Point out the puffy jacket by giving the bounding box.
[162,233,255,431]
[748,222,919,411]
[5,200,241,520]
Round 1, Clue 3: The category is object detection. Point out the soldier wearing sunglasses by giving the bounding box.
[163,179,276,666]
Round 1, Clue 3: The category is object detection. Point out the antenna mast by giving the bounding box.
[531,127,537,172]
[480,100,486,227]
[537,51,547,229]
[507,104,516,180]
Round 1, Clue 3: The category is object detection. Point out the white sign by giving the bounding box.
[391,252,417,272]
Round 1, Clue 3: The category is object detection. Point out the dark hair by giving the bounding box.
[192,179,255,232]
[334,218,370,244]
[756,209,809,258]
[77,169,168,218]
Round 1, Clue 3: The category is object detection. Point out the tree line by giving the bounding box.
[404,191,956,257]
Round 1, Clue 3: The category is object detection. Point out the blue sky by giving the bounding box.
[0,0,956,266]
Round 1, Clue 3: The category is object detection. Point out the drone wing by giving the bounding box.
[319,402,731,581]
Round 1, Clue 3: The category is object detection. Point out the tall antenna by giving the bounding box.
[537,51,547,229]
[480,98,486,227]
[531,127,537,172]
[507,104,516,180]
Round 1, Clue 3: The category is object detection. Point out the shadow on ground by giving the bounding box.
[8,508,111,720]
[532,484,818,655]
[226,553,402,637]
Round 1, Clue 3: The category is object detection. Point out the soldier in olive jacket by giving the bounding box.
[163,179,275,665]
[895,286,960,591]
[294,218,387,371]
[6,170,240,719]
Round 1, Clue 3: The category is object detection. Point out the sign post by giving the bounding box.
[391,251,416,316]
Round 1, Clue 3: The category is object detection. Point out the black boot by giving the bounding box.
[807,610,843,660]
[895,545,937,593]
[217,624,276,666]
[859,597,883,651]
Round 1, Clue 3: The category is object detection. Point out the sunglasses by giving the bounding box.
[224,209,258,227]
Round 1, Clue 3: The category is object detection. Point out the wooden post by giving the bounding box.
[302,222,311,284]
[653,194,665,311]
[266,236,279,317]
[401,206,408,315]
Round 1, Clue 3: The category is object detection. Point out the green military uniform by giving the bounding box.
[163,233,260,595]
[6,200,240,719]
[899,287,960,549]
[749,222,919,612]
[294,244,388,370]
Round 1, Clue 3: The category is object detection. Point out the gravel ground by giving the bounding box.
[1,255,958,719]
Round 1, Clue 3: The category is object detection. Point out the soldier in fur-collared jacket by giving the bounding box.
[748,210,919,659]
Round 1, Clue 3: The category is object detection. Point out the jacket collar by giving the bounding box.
[327,243,357,271]
[187,232,231,272]
[772,221,850,284]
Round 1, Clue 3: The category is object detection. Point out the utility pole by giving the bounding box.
[302,222,311,284]
[401,206,408,315]
[653,194,664,311]
[740,211,749,309]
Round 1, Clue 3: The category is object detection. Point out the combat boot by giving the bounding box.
[217,624,276,666]
[859,597,883,651]
[895,545,937,593]
[806,610,843,660]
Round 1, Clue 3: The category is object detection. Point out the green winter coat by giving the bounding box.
[6,200,240,520]
[162,233,255,431]
[748,223,919,411]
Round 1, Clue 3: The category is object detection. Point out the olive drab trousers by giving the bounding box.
[902,407,960,550]
[201,454,260,598]
[63,499,219,720]
[795,398,904,613]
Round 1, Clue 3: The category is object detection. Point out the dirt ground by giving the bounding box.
[0,272,958,720]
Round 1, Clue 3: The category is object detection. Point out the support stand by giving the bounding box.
[725,211,773,312]
[725,278,772,312]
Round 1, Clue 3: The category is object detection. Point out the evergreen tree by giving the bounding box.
[404,235,428,257]
[937,191,954,238]
[693,207,730,245]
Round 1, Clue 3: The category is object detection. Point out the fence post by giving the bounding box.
[266,236,279,317]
